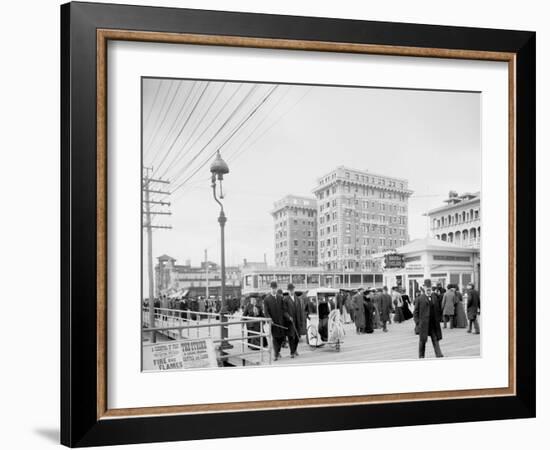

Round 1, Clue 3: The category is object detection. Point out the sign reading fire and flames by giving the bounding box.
[143,338,217,371]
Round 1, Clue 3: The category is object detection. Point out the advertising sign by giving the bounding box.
[142,338,218,371]
[384,253,405,269]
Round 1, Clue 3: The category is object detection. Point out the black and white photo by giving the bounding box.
[141,78,482,371]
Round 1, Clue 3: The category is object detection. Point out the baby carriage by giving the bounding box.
[305,288,345,351]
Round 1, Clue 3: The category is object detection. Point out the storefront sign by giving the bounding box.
[143,338,218,371]
[384,253,404,268]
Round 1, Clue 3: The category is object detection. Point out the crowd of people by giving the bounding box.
[144,295,242,322]
[144,280,481,361]
[347,286,413,334]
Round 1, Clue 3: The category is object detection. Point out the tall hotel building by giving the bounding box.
[313,166,412,271]
[272,195,318,267]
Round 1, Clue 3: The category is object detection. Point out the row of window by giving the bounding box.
[276,239,317,249]
[317,171,406,190]
[317,185,408,202]
[273,207,316,220]
[432,208,480,228]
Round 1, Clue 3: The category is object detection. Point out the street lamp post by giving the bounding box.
[210,151,232,350]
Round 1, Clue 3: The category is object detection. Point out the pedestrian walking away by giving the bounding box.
[379,286,393,332]
[441,285,457,329]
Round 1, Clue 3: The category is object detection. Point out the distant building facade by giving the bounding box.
[427,191,480,249]
[241,266,384,295]
[154,254,241,299]
[272,195,318,267]
[312,166,412,271]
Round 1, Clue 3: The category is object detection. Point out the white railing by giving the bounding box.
[142,307,272,366]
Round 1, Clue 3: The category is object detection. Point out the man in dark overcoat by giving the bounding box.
[413,284,444,358]
[351,288,366,333]
[282,283,306,358]
[379,286,393,332]
[466,282,481,334]
[263,281,286,360]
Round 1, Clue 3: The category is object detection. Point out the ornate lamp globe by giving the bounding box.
[210,151,229,180]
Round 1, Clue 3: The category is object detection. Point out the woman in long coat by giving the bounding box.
[392,288,405,323]
[454,289,468,328]
[401,293,413,320]
[242,297,266,349]
[351,290,366,333]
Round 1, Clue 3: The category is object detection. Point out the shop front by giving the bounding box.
[378,238,480,301]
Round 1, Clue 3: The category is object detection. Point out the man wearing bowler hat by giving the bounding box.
[282,283,306,358]
[413,280,444,358]
[263,281,286,360]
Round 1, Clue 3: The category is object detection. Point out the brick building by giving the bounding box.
[312,166,412,271]
[272,195,318,267]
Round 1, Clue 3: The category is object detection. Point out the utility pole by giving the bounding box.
[142,167,172,343]
[204,248,209,300]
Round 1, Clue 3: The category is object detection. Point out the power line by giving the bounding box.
[145,81,198,167]
[168,84,259,187]
[222,85,292,164]
[146,81,185,164]
[143,80,162,131]
[163,83,243,183]
[152,82,210,176]
[172,85,278,196]
[228,86,313,166]
[157,82,227,180]
[144,80,176,152]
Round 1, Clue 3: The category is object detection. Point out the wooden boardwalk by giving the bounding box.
[146,313,480,367]
[271,319,480,366]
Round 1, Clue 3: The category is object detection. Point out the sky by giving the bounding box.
[142,78,480,273]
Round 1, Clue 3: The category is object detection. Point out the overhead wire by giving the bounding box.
[156,82,228,180]
[168,83,259,187]
[152,82,210,177]
[146,80,186,166]
[171,84,279,196]
[143,80,175,153]
[228,85,313,166]
[143,80,162,131]
[144,81,198,169]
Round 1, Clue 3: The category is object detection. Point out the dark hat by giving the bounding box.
[287,283,295,291]
[276,289,283,295]
[423,279,432,288]
[270,281,277,289]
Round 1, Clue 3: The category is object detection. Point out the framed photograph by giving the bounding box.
[61,1,536,447]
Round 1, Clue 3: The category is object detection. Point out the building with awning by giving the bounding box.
[374,237,480,300]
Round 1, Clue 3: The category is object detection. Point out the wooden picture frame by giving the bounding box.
[61,1,535,447]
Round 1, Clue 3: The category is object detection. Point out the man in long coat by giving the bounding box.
[282,283,306,358]
[351,288,366,333]
[466,282,481,334]
[413,285,444,358]
[379,286,393,332]
[441,286,457,329]
[263,281,286,360]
